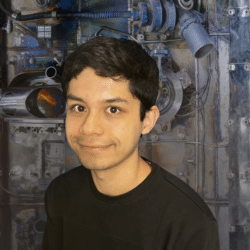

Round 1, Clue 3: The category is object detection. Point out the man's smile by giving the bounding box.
[79,144,113,154]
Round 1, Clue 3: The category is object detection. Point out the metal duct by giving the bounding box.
[179,10,215,58]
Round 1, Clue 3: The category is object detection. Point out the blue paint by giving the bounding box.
[53,20,78,46]
[179,10,214,58]
[152,2,163,31]
[57,11,131,19]
[22,35,40,48]
[133,9,140,21]
[29,50,48,56]
[25,57,53,69]
[59,0,78,11]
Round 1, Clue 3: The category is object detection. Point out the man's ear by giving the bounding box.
[141,105,160,135]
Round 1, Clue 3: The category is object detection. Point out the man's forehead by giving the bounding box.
[66,93,129,105]
[67,67,139,102]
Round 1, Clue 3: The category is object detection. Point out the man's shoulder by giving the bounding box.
[148,159,216,221]
[46,165,87,193]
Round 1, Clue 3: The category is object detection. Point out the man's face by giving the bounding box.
[66,67,146,171]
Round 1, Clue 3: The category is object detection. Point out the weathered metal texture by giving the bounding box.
[143,0,163,33]
[0,122,66,249]
[139,122,196,190]
[8,123,65,191]
[179,10,215,58]
[0,14,7,88]
[217,38,230,200]
[203,36,230,249]
[156,67,184,123]
[9,206,46,249]
[167,42,195,80]
[218,206,230,250]
[4,0,78,85]
[79,0,130,40]
[0,87,65,118]
[228,0,250,247]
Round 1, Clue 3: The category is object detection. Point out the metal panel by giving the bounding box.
[228,0,250,247]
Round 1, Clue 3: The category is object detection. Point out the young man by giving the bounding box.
[42,37,220,250]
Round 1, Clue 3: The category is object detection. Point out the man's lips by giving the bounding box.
[82,145,111,148]
[79,144,113,154]
[79,144,113,152]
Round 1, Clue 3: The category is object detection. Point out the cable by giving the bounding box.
[175,104,204,117]
[178,55,212,197]
[180,85,209,110]
[181,68,212,110]
[176,67,212,117]
[180,76,212,111]
[200,97,206,198]
[200,55,213,198]
[95,26,138,42]
[186,84,208,96]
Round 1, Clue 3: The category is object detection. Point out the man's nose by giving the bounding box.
[79,110,104,135]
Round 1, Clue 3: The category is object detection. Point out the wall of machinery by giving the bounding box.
[0,0,248,249]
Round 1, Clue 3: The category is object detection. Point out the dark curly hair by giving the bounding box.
[62,36,159,122]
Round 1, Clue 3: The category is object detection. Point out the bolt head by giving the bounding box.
[228,9,235,15]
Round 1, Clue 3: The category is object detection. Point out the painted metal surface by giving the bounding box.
[228,0,250,246]
[179,10,215,58]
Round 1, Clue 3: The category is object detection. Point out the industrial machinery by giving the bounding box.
[0,0,248,249]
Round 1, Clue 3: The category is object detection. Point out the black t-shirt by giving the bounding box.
[42,156,220,250]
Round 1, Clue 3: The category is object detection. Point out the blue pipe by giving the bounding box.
[0,2,132,21]
[179,10,214,58]
[57,11,131,19]
[16,11,132,21]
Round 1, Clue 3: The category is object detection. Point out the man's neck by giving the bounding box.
[90,155,152,197]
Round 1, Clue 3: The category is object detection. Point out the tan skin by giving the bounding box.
[66,67,160,196]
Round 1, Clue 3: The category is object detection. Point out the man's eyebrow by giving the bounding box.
[67,94,129,104]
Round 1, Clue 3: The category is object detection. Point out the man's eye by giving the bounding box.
[108,107,121,114]
[69,105,120,114]
[71,105,85,112]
